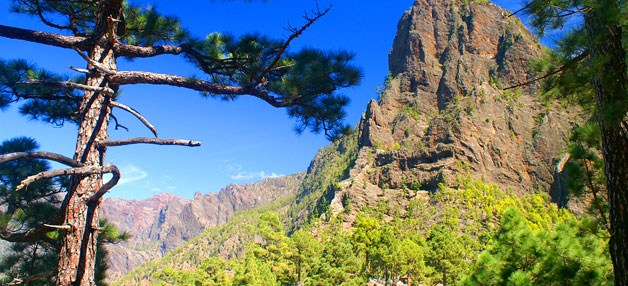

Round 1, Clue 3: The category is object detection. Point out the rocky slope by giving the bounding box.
[101,173,303,281]
[327,0,580,224]
[113,0,584,283]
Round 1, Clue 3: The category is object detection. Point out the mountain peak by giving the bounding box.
[348,0,579,220]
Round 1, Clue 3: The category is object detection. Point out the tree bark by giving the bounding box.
[584,2,628,285]
[56,1,123,285]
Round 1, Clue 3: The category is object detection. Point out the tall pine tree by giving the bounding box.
[515,1,627,283]
[0,1,361,285]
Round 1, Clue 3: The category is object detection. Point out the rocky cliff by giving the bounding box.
[101,173,303,281]
[112,1,584,283]
[329,0,580,223]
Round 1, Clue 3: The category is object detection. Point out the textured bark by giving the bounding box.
[584,3,628,285]
[56,1,123,285]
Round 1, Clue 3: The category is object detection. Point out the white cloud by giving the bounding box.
[224,161,281,181]
[231,170,282,180]
[118,164,148,185]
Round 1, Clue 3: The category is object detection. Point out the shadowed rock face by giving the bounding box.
[101,173,303,281]
[336,0,581,222]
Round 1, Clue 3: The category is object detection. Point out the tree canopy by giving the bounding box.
[518,0,627,283]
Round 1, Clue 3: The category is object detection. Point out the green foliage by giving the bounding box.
[428,224,469,285]
[0,137,60,285]
[402,104,422,121]
[128,176,613,285]
[0,59,81,126]
[286,132,358,230]
[562,122,609,226]
[524,1,627,124]
[375,72,393,102]
[0,137,126,285]
[462,208,613,285]
[154,257,230,286]
[121,3,189,46]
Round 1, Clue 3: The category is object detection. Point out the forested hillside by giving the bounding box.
[114,0,615,285]
[101,174,304,281]
[146,178,611,285]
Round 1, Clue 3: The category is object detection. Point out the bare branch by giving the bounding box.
[108,71,289,107]
[110,114,129,132]
[16,80,114,95]
[16,165,118,191]
[506,2,533,17]
[43,224,72,230]
[111,101,158,137]
[257,5,331,86]
[69,66,91,74]
[504,50,589,91]
[0,219,61,243]
[0,151,82,167]
[0,24,87,50]
[7,272,54,285]
[73,48,115,75]
[99,138,201,147]
[89,164,120,203]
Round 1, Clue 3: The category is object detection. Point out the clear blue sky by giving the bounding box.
[0,1,541,200]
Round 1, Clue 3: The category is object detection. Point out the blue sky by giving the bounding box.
[0,1,542,200]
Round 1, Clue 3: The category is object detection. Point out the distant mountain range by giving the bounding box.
[101,173,303,281]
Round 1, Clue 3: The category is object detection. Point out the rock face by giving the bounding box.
[109,1,585,282]
[101,173,303,281]
[332,0,580,221]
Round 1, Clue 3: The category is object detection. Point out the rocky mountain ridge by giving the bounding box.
[113,0,584,283]
[101,173,304,281]
[327,0,580,225]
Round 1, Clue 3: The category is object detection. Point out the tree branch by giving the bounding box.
[114,42,184,58]
[43,224,72,230]
[0,218,62,243]
[0,151,82,167]
[111,101,158,137]
[110,114,129,132]
[108,71,289,107]
[257,6,331,86]
[16,80,115,95]
[0,24,87,50]
[506,2,533,17]
[16,165,118,191]
[7,272,54,286]
[69,66,91,74]
[99,138,201,147]
[89,164,120,203]
[504,50,589,91]
[74,48,116,75]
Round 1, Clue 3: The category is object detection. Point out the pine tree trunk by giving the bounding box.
[584,2,628,285]
[56,1,122,285]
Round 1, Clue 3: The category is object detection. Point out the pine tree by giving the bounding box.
[515,1,627,282]
[462,207,613,285]
[0,137,127,285]
[0,1,361,285]
[0,137,61,285]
